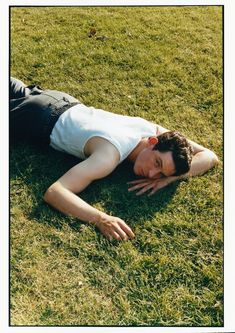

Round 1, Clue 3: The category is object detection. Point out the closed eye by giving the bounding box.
[156,158,162,168]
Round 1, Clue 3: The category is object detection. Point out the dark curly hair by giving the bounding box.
[154,131,193,176]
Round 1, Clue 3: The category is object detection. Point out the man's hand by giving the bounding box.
[96,214,135,241]
[127,177,175,196]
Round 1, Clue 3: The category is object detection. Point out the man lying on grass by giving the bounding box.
[10,77,219,241]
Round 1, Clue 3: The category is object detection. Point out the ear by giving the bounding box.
[148,136,158,146]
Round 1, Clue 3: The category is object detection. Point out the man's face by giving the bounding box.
[133,146,176,179]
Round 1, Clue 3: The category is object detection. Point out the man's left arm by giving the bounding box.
[180,138,219,177]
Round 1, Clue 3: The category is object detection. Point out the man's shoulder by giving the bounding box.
[85,136,120,163]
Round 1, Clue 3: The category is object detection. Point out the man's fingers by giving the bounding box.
[110,231,122,241]
[127,179,148,185]
[128,182,150,192]
[136,183,154,196]
[148,181,167,196]
[118,220,135,239]
[98,215,135,241]
[106,231,121,241]
[113,224,129,240]
[148,187,159,196]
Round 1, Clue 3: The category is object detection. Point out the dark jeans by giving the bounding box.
[10,77,80,144]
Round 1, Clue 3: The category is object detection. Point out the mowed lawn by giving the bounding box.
[10,6,223,326]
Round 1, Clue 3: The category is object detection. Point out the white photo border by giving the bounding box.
[1,1,234,332]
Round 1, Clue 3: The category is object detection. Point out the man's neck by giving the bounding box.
[127,138,148,163]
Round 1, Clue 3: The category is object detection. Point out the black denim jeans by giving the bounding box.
[10,77,80,144]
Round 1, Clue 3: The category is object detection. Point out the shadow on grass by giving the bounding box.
[10,142,178,234]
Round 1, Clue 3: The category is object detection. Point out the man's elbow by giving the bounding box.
[208,150,220,168]
[214,154,220,166]
[43,184,58,204]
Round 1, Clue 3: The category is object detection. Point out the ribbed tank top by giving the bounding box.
[50,103,156,163]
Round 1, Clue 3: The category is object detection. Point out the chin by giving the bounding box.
[133,163,139,176]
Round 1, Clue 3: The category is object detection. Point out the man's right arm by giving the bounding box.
[43,149,135,241]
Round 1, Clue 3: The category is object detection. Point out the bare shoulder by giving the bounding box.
[84,136,120,162]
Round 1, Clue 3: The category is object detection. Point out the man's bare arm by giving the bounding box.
[178,138,219,178]
[43,145,135,241]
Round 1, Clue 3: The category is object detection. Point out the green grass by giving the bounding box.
[10,6,223,326]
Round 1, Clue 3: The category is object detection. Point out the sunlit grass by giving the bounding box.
[10,6,223,326]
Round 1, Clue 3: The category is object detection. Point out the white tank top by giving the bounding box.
[50,103,156,163]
